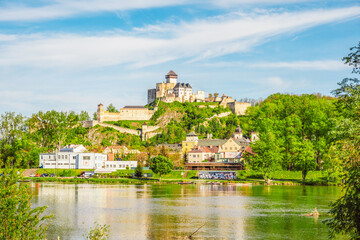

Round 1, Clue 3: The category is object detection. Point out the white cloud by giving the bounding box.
[249,60,349,70]
[0,7,359,69]
[0,0,315,22]
[0,0,188,21]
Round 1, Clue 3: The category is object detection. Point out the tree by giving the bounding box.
[93,112,98,121]
[30,110,79,152]
[135,162,143,178]
[0,167,52,239]
[246,119,283,182]
[293,140,316,181]
[148,156,174,181]
[79,111,91,121]
[106,104,118,113]
[325,42,360,239]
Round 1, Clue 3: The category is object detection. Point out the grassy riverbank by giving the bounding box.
[20,169,338,185]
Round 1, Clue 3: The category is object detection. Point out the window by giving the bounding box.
[73,156,76,160]
[64,163,69,165]
[65,155,67,159]
[83,156,90,160]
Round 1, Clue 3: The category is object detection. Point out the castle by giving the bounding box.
[96,70,251,123]
[147,70,206,104]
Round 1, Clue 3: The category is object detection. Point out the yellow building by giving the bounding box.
[182,132,198,153]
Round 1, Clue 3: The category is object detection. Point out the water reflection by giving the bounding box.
[30,183,341,239]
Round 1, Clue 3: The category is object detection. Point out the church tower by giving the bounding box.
[232,125,243,140]
[165,70,178,84]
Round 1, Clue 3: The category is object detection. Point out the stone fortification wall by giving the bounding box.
[207,111,232,120]
[81,121,140,135]
[118,108,155,121]
[81,120,161,141]
[97,104,154,122]
[227,102,251,115]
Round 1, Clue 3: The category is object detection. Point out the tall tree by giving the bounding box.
[148,156,174,182]
[293,140,316,181]
[0,167,52,239]
[247,119,283,182]
[30,111,79,151]
[326,42,360,239]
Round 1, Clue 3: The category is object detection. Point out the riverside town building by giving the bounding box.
[39,144,137,173]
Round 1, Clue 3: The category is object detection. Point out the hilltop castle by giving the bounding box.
[96,70,251,122]
[147,70,206,104]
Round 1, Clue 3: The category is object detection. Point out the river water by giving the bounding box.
[30,183,342,239]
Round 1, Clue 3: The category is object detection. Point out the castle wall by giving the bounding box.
[227,102,251,115]
[118,108,155,121]
[148,89,156,104]
[97,105,155,122]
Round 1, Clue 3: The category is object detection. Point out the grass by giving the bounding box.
[20,169,335,185]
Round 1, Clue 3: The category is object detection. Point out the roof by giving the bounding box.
[208,146,219,153]
[245,146,255,155]
[187,131,197,137]
[198,139,226,147]
[174,83,192,89]
[166,70,178,77]
[189,147,211,154]
[234,126,242,133]
[123,106,146,109]
[198,138,249,147]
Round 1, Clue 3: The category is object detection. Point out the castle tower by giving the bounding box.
[97,103,104,122]
[232,125,243,140]
[165,70,178,84]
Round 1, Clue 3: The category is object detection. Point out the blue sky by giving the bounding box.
[0,0,359,116]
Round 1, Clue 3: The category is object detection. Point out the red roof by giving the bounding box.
[166,70,178,77]
[245,146,255,155]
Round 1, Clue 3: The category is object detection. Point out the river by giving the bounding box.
[30,183,342,239]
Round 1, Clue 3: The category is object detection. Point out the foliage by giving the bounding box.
[0,167,52,239]
[79,111,91,121]
[325,141,360,239]
[148,156,174,181]
[326,42,360,239]
[106,103,118,113]
[243,93,336,174]
[135,163,143,178]
[29,110,79,151]
[293,140,316,181]
[247,120,283,181]
[83,222,110,240]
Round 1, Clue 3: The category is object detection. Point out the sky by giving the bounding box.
[0,0,359,116]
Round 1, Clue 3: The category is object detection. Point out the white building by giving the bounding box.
[39,144,137,171]
[173,83,192,101]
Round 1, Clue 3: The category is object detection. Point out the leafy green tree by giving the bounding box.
[293,140,316,181]
[106,103,119,113]
[247,120,283,182]
[93,112,98,120]
[30,110,79,152]
[326,42,360,239]
[148,156,174,181]
[135,163,143,178]
[79,111,91,121]
[0,167,52,239]
[0,112,41,168]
